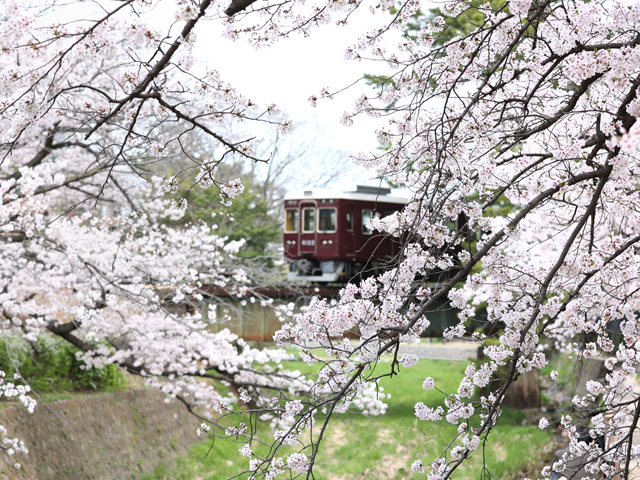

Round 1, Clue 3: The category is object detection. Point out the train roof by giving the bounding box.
[284,186,408,205]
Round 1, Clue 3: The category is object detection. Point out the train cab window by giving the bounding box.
[302,208,315,233]
[318,208,337,232]
[346,212,353,231]
[285,209,298,233]
[362,209,373,234]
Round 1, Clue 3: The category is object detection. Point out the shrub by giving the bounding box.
[0,335,125,394]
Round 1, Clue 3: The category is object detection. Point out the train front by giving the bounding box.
[283,188,344,283]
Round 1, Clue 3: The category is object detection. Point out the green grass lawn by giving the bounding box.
[147,358,554,480]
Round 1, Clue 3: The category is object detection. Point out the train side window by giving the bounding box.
[346,212,353,231]
[302,208,315,233]
[318,208,337,232]
[362,209,373,234]
[285,209,298,233]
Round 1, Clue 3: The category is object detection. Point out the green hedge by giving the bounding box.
[0,335,125,393]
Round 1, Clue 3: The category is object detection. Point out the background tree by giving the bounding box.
[251,123,355,217]
[163,122,354,262]
[166,158,281,261]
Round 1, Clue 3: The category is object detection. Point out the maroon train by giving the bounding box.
[283,185,407,282]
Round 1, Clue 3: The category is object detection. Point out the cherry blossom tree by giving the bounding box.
[235,0,640,478]
[3,0,640,479]
[0,0,303,464]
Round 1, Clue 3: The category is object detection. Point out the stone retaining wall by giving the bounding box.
[0,389,200,480]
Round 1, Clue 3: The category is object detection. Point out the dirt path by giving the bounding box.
[398,339,481,361]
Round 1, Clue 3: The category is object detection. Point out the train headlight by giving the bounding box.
[321,239,333,246]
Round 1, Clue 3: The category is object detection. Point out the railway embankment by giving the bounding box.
[0,389,199,480]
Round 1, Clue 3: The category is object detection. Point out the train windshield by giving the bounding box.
[285,209,298,232]
[318,208,337,232]
[302,208,315,232]
[362,209,373,234]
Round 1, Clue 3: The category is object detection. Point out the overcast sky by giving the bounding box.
[196,8,400,190]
